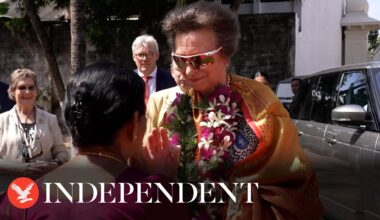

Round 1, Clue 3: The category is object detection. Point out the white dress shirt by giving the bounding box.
[137,66,157,97]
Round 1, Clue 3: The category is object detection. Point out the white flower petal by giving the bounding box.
[219,95,225,103]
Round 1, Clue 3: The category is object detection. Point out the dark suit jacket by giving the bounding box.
[156,68,176,92]
[0,81,15,113]
[135,68,176,93]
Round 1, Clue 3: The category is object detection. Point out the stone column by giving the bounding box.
[344,28,370,64]
[341,0,380,65]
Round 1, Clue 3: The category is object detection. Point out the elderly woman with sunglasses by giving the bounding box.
[0,69,68,188]
[152,2,323,219]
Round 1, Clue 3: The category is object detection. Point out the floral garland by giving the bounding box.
[164,85,242,218]
[164,93,199,183]
[165,85,242,182]
[164,93,200,217]
[197,85,241,182]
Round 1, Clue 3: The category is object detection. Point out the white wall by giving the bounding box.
[224,1,294,15]
[295,0,344,76]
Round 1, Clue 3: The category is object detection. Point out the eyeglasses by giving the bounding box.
[16,85,35,92]
[171,47,223,70]
[134,52,155,60]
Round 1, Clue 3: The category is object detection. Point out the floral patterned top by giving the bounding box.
[228,115,259,166]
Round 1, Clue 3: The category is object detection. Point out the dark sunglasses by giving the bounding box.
[171,47,223,70]
[17,85,35,92]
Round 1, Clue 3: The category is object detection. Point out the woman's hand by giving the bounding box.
[16,162,58,177]
[144,127,180,178]
[15,163,43,177]
[32,161,59,174]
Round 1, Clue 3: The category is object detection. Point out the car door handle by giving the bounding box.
[298,131,304,136]
[327,138,337,145]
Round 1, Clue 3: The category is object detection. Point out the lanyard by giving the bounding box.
[15,108,37,159]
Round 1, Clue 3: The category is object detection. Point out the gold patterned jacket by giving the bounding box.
[145,74,323,220]
[223,74,322,220]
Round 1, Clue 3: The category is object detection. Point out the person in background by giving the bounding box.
[159,1,322,219]
[253,71,271,87]
[290,77,306,119]
[0,69,68,192]
[0,81,15,113]
[132,34,176,104]
[291,77,303,96]
[145,61,191,138]
[133,61,190,172]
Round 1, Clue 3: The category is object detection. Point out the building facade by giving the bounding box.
[219,0,380,79]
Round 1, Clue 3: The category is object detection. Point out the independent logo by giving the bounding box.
[7,177,39,209]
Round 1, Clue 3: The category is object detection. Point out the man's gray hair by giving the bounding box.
[132,34,159,54]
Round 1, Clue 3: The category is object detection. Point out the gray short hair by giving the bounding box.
[131,34,159,54]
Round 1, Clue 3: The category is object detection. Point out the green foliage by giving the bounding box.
[369,30,380,54]
[84,0,178,54]
[162,93,201,218]
[0,0,52,33]
[0,3,9,15]
[4,17,30,32]
[163,94,199,183]
[53,0,69,9]
[2,0,223,57]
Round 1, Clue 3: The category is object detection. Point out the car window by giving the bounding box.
[371,67,380,109]
[375,68,380,86]
[309,73,340,123]
[335,70,375,129]
[276,82,293,110]
[336,70,368,108]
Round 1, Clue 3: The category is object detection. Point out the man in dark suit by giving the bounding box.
[132,34,176,104]
[0,81,15,113]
